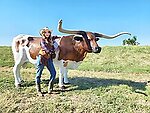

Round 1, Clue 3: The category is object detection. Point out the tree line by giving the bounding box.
[123,36,140,46]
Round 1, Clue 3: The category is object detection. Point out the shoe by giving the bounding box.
[36,83,43,96]
[48,81,54,94]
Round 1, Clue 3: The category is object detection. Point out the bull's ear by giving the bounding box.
[95,38,99,41]
[73,36,83,41]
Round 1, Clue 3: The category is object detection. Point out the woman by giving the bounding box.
[36,27,58,96]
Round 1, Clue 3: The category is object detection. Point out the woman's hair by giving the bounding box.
[39,27,52,37]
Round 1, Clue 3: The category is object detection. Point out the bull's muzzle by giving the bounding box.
[93,46,101,53]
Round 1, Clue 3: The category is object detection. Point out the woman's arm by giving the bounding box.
[40,39,49,53]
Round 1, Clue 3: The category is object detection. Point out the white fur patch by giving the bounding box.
[12,34,84,87]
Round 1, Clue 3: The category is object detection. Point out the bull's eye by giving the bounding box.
[74,36,83,41]
[95,38,99,41]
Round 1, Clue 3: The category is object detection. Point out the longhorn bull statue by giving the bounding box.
[12,19,131,88]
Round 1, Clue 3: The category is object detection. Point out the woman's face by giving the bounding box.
[43,30,51,38]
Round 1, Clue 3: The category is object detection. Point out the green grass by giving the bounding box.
[0,46,14,67]
[0,67,150,113]
[79,46,150,73]
[0,46,150,113]
[0,46,150,73]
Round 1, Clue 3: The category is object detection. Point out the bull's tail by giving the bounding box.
[12,34,25,62]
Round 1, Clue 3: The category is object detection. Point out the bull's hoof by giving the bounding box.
[60,86,66,91]
[63,82,71,85]
[48,90,53,94]
[16,84,22,88]
[37,92,44,97]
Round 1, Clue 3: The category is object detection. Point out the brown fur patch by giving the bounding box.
[63,61,68,67]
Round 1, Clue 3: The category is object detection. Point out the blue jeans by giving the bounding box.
[36,55,56,84]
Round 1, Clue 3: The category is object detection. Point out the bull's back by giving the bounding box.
[12,35,42,60]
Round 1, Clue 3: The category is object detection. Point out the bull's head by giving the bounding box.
[58,20,131,53]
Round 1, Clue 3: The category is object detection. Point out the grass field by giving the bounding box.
[0,46,150,113]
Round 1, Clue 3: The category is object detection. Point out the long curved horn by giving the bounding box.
[58,19,82,35]
[94,32,131,39]
[58,19,92,51]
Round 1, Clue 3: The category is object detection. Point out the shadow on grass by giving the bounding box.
[69,77,147,91]
[21,78,59,87]
[21,80,35,87]
[20,77,147,95]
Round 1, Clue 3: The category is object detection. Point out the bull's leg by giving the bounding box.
[63,67,69,84]
[58,66,70,89]
[59,67,64,87]
[13,63,22,87]
[13,47,27,87]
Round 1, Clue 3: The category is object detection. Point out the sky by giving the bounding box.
[0,0,150,46]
